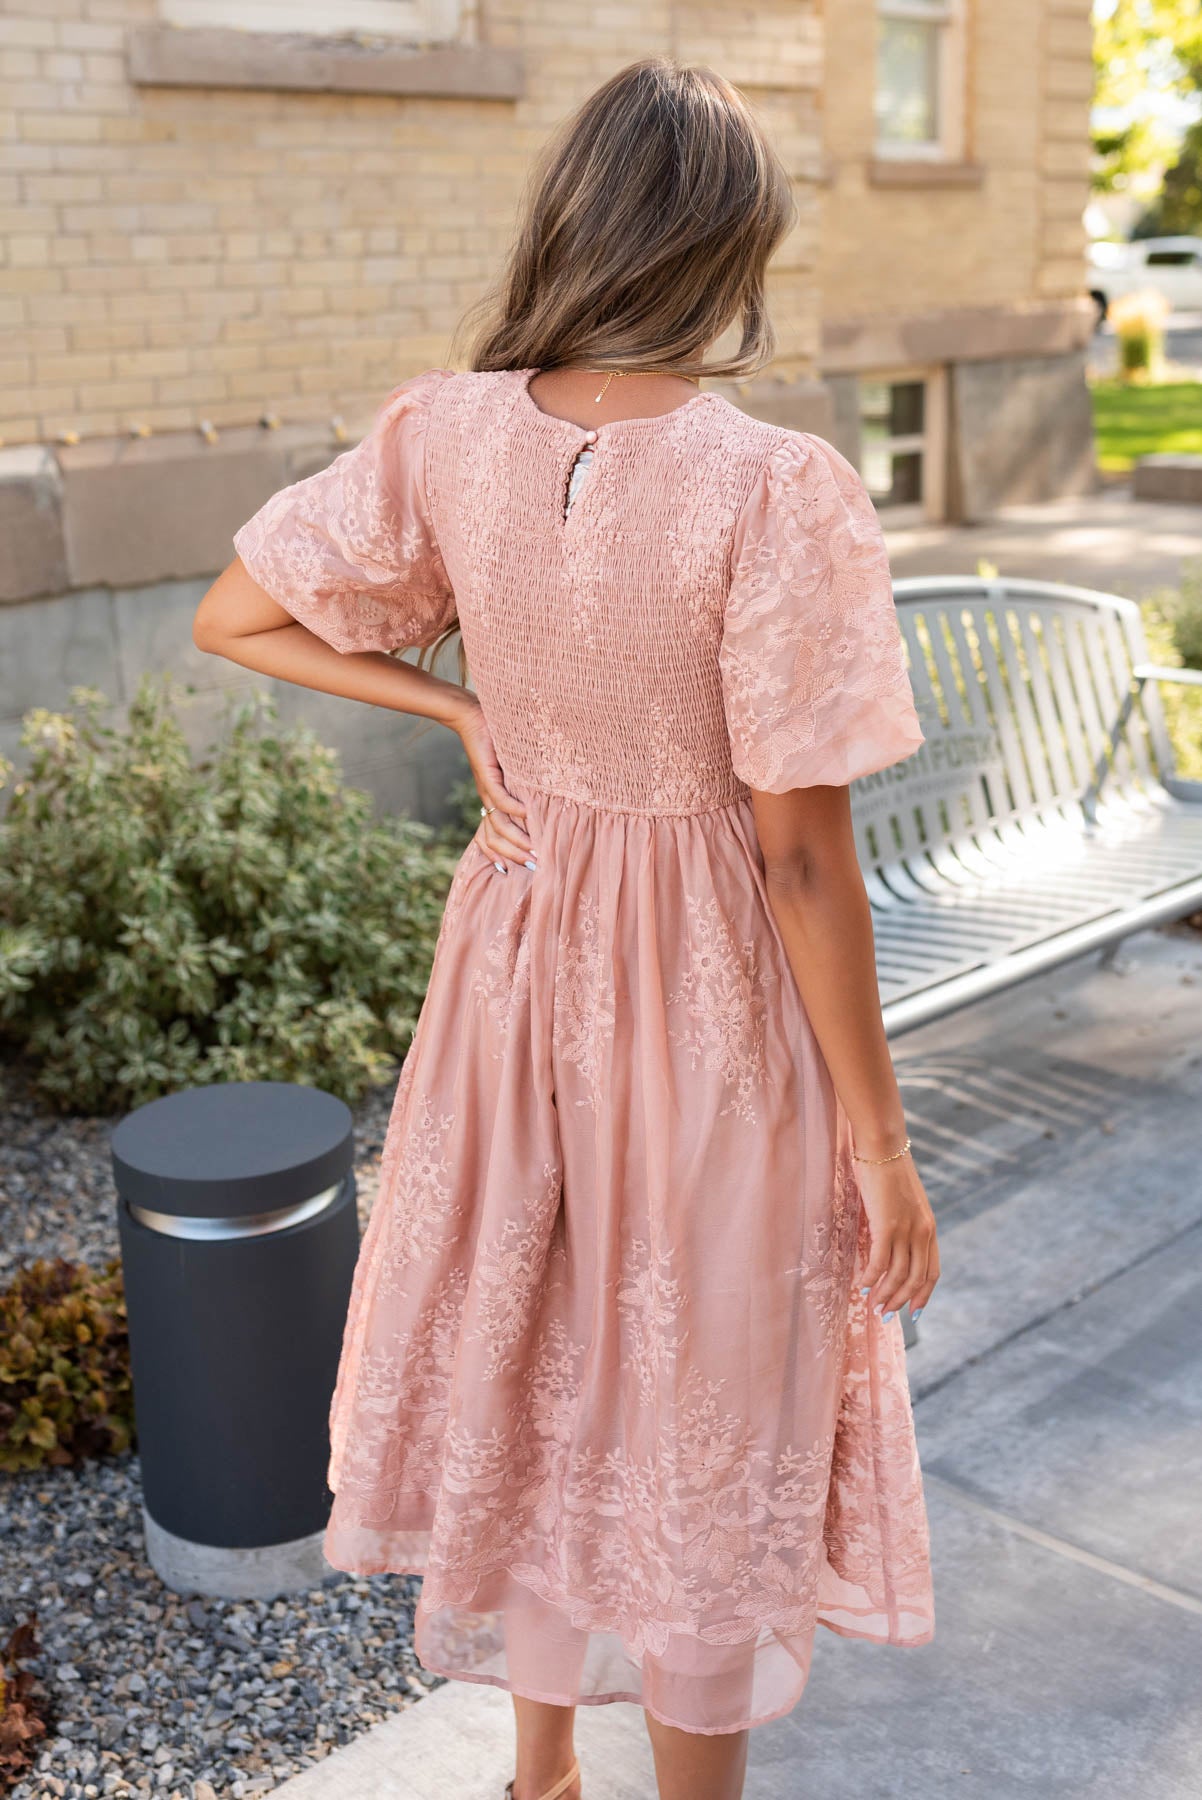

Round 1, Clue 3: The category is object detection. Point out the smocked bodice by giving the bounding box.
[422,371,785,815]
[233,366,924,816]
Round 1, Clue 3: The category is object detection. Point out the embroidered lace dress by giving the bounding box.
[232,366,934,1735]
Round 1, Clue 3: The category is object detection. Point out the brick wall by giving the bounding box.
[0,0,823,448]
[817,0,1093,333]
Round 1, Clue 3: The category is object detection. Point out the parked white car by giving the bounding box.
[1088,235,1202,322]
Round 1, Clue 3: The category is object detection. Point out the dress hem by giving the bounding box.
[409,1615,934,1737]
[323,1540,933,1736]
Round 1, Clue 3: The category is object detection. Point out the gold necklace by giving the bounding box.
[580,367,703,405]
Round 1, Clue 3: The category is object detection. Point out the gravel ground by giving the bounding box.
[0,1061,437,1800]
[0,1061,397,1280]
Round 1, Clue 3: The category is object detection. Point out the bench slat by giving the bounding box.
[1038,610,1096,791]
[967,602,1039,817]
[1098,608,1157,788]
[1015,609,1077,799]
[990,587,1061,813]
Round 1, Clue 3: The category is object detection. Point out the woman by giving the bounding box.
[194,57,939,1800]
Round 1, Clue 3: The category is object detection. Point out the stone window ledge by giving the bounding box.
[868,156,985,189]
[127,25,524,100]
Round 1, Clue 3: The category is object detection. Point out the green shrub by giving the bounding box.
[1140,584,1202,785]
[0,1258,133,1472]
[1109,289,1169,381]
[1166,556,1202,670]
[0,677,465,1113]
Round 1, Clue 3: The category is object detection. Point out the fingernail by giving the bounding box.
[860,1286,872,1295]
[493,860,506,873]
[524,859,537,871]
[910,1307,923,1320]
[882,1311,896,1322]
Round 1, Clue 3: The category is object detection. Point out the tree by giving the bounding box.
[1134,118,1202,234]
[1093,0,1202,195]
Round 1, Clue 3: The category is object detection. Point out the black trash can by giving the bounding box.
[112,1080,359,1599]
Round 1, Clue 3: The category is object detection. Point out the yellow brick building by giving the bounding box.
[0,0,1096,809]
[817,0,1095,522]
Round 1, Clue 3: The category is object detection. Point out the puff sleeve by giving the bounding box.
[719,432,925,792]
[232,368,455,655]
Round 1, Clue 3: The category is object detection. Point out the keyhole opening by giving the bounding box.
[563,445,596,521]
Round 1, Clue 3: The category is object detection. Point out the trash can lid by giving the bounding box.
[110,1081,355,1218]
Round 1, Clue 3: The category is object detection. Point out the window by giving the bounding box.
[1144,249,1197,267]
[160,0,459,37]
[859,369,946,523]
[875,0,965,161]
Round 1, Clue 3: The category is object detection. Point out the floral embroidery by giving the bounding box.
[337,1268,469,1503]
[667,894,775,1123]
[785,1152,864,1358]
[552,894,616,1107]
[437,839,491,942]
[232,369,455,656]
[616,1236,688,1409]
[469,903,533,1056]
[409,1322,842,1657]
[333,1269,931,1663]
[465,1162,564,1380]
[508,687,602,806]
[719,433,925,794]
[645,702,722,812]
[376,1094,464,1296]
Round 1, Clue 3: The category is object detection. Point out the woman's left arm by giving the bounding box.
[750,779,940,1324]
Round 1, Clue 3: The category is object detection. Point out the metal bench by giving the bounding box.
[850,577,1202,1035]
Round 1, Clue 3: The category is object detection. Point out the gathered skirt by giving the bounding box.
[322,783,934,1735]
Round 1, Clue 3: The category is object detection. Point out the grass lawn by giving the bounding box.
[1090,378,1202,472]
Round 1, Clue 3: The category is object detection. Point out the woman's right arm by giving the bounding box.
[192,557,536,868]
[193,554,473,730]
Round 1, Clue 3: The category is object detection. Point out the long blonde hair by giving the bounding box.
[419,57,795,683]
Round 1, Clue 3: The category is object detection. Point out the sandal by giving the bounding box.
[504,1759,580,1800]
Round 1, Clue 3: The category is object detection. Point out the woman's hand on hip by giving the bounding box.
[455,698,537,871]
[856,1155,940,1321]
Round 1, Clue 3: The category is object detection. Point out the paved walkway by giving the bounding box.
[272,918,1202,1800]
[884,482,1200,602]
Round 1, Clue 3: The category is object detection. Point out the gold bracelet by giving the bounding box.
[851,1135,912,1166]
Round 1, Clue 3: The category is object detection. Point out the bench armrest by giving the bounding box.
[1082,660,1201,819]
[1132,662,1202,688]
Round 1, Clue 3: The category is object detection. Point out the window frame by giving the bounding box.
[874,0,966,164]
[159,0,460,40]
[857,365,947,526]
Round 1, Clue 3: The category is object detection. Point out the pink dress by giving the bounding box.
[232,366,934,1735]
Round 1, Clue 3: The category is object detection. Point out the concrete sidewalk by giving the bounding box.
[884,482,1200,602]
[271,919,1202,1800]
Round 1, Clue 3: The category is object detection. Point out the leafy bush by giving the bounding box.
[1140,582,1202,786]
[0,1258,133,1472]
[1108,287,1169,380]
[0,1619,50,1791]
[0,677,465,1113]
[1166,555,1202,671]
